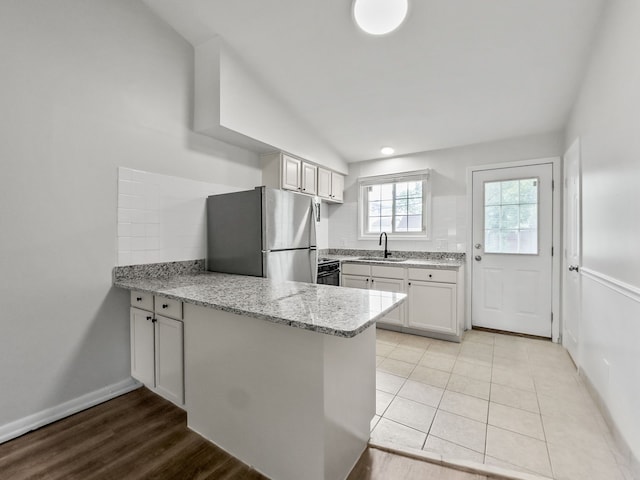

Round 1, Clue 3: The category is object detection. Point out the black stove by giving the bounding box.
[317,258,340,285]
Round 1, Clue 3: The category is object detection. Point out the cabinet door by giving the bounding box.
[341,274,370,290]
[330,172,344,202]
[130,307,155,387]
[317,167,332,199]
[154,315,184,406]
[371,277,404,326]
[407,281,457,335]
[281,154,301,191]
[301,162,317,195]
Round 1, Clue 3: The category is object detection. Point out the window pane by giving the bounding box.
[368,185,381,202]
[380,200,393,216]
[395,215,408,232]
[501,205,519,229]
[501,181,519,204]
[395,182,408,198]
[485,182,501,206]
[485,229,500,252]
[407,181,422,198]
[485,206,500,230]
[408,198,422,215]
[499,230,519,253]
[368,217,381,233]
[396,200,408,215]
[519,179,537,203]
[380,216,392,230]
[407,215,422,231]
[380,184,394,200]
[519,204,537,229]
[519,229,537,254]
[368,201,381,216]
[484,177,538,254]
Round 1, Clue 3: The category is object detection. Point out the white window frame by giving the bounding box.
[357,169,431,240]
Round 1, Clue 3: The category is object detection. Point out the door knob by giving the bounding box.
[475,255,482,261]
[568,265,579,272]
[475,243,482,249]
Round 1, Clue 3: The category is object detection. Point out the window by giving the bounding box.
[358,170,430,239]
[484,178,538,254]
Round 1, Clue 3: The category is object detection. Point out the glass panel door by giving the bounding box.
[484,178,539,254]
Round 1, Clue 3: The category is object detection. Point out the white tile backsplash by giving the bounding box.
[116,167,244,266]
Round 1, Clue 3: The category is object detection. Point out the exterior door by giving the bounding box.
[471,164,553,337]
[563,139,581,362]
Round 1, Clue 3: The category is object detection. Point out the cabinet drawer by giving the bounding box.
[408,268,456,283]
[341,263,371,276]
[371,265,405,280]
[154,296,183,320]
[131,291,154,311]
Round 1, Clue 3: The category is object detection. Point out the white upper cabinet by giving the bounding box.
[261,151,344,202]
[281,154,302,191]
[317,167,332,198]
[317,168,344,203]
[301,162,317,195]
[330,172,344,203]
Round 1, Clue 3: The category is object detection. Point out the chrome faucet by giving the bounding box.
[379,232,391,258]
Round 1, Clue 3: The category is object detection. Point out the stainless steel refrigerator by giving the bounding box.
[206,186,318,283]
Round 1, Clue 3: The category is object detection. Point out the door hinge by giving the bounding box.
[552,180,555,191]
[551,312,554,323]
[551,246,554,256]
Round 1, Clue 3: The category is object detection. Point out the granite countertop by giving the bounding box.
[327,255,464,269]
[114,270,405,338]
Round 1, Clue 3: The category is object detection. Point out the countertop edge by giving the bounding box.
[115,280,406,339]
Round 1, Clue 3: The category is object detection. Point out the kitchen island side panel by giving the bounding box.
[183,304,373,480]
[323,325,375,480]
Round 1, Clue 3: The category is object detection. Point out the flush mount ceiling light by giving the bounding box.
[380,146,395,155]
[353,0,409,35]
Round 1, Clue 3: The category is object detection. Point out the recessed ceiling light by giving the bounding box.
[381,146,395,155]
[353,0,409,36]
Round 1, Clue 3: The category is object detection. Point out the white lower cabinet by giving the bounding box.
[130,307,156,386]
[341,262,464,341]
[407,281,457,335]
[130,292,185,407]
[342,265,405,326]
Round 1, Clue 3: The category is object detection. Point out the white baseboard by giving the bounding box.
[0,377,141,445]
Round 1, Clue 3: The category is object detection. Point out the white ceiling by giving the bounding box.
[143,0,605,162]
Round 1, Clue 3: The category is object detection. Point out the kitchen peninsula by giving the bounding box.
[113,261,405,480]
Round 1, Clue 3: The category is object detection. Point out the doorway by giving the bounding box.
[470,162,555,337]
[562,139,581,362]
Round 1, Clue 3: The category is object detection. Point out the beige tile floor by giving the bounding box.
[371,328,631,480]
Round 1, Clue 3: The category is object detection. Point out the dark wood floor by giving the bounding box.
[0,388,267,480]
[0,388,492,480]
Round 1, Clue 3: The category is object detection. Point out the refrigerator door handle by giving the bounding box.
[310,248,318,283]
[310,200,318,248]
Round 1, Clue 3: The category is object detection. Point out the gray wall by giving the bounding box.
[566,0,640,463]
[0,0,262,428]
[329,131,564,252]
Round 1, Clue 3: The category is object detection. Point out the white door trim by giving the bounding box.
[465,157,562,342]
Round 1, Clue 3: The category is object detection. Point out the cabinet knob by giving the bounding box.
[136,297,142,301]
[371,279,375,283]
[408,282,411,286]
[152,318,157,323]
[146,316,152,321]
[428,274,433,278]
[162,304,168,309]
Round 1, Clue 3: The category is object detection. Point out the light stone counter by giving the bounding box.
[113,260,395,480]
[114,270,405,338]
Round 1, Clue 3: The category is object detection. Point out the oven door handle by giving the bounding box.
[317,270,339,278]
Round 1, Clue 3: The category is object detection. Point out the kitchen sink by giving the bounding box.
[356,257,406,262]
